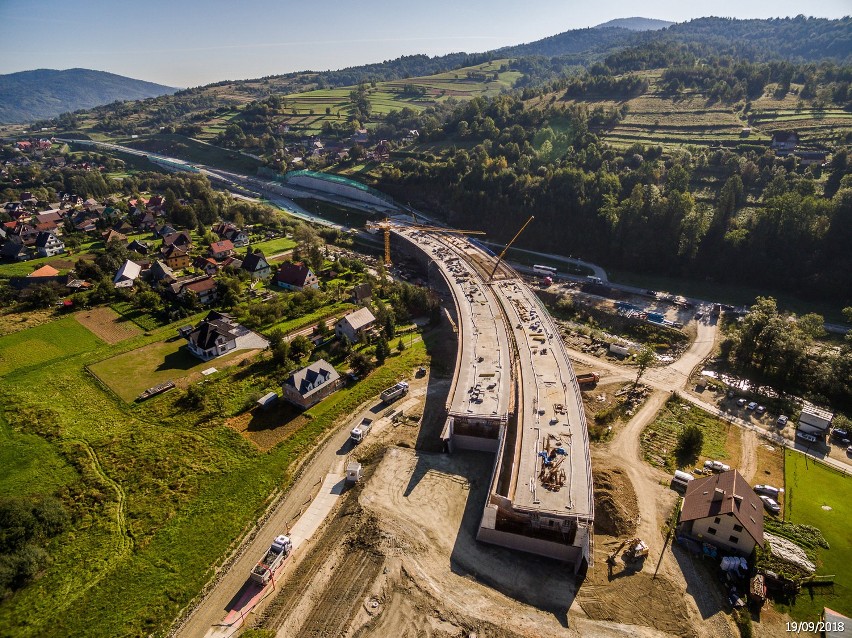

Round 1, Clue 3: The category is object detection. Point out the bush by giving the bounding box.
[675,423,704,465]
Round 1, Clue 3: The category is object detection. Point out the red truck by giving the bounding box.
[576,372,599,387]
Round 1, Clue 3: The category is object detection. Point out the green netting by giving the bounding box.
[280,170,395,204]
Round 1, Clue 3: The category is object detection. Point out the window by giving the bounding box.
[729,535,739,544]
[714,517,721,524]
[733,524,743,532]
[708,527,717,535]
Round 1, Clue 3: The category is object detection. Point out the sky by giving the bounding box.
[0,0,849,87]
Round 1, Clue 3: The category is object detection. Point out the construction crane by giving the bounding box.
[367,219,485,267]
[488,215,535,281]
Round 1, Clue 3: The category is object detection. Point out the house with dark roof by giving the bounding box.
[173,276,218,305]
[241,252,271,279]
[1,237,32,261]
[771,131,799,153]
[159,244,191,270]
[102,229,128,245]
[678,469,765,556]
[184,311,241,360]
[34,231,65,257]
[212,222,249,247]
[351,283,372,304]
[127,239,149,256]
[282,359,341,408]
[147,260,176,283]
[273,261,319,291]
[162,231,192,249]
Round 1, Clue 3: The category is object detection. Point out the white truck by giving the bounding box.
[350,418,373,444]
[380,381,409,404]
[250,534,293,585]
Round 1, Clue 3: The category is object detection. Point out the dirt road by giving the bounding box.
[171,374,431,638]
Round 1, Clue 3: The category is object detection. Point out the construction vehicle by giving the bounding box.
[350,418,374,444]
[607,538,649,566]
[488,215,535,281]
[380,381,409,403]
[250,535,293,585]
[576,372,599,387]
[366,219,485,267]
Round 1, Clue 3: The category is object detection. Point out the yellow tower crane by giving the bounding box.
[367,219,486,267]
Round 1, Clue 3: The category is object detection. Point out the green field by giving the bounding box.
[782,450,852,620]
[0,303,429,637]
[122,133,264,174]
[0,317,103,376]
[88,337,256,402]
[249,236,297,255]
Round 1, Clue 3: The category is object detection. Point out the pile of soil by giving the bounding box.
[593,466,640,537]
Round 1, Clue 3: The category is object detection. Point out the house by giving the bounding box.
[1,238,31,261]
[102,229,128,245]
[147,260,176,283]
[9,264,63,289]
[241,252,271,279]
[154,223,178,239]
[112,219,134,234]
[282,359,342,409]
[159,244,191,270]
[194,256,220,277]
[374,140,391,160]
[113,260,142,288]
[184,311,242,360]
[127,239,150,256]
[795,151,827,166]
[678,470,765,556]
[162,231,192,249]
[273,261,319,291]
[335,307,376,343]
[173,276,218,305]
[34,231,65,257]
[35,210,64,226]
[212,222,249,247]
[352,283,372,304]
[27,264,60,279]
[797,404,833,437]
[209,240,235,260]
[11,222,38,245]
[771,131,799,153]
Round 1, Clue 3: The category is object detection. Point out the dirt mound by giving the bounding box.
[593,466,640,536]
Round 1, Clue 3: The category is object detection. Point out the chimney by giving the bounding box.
[712,488,725,502]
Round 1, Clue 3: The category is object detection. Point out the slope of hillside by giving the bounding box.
[594,17,675,31]
[0,68,176,123]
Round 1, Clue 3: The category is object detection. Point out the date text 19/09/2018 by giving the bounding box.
[787,621,844,634]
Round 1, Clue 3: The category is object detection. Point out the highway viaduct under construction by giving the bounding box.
[392,224,594,572]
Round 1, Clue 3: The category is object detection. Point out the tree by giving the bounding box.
[634,345,655,386]
[676,423,704,466]
[350,352,373,377]
[396,338,405,353]
[374,336,390,365]
[289,335,313,361]
[797,313,826,339]
[24,283,60,309]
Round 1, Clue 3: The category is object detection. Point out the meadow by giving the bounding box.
[781,450,852,620]
[0,305,428,637]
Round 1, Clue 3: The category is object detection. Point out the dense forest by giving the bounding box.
[373,93,852,306]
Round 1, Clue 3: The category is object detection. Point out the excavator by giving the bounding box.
[606,538,649,567]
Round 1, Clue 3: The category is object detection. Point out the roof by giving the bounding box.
[241,252,269,272]
[283,359,340,399]
[681,470,764,548]
[34,231,60,248]
[823,608,852,638]
[187,311,238,350]
[162,231,191,247]
[184,277,217,294]
[339,307,376,331]
[210,239,234,253]
[113,260,142,284]
[28,264,60,278]
[160,244,190,260]
[274,261,314,287]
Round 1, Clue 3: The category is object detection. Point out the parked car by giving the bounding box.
[847,445,852,456]
[756,405,766,415]
[704,460,731,472]
[796,431,817,443]
[736,398,747,407]
[777,415,789,427]
[759,495,781,514]
[830,428,850,444]
[754,484,781,499]
[747,401,758,411]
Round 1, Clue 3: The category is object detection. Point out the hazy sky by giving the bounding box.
[0,1,849,87]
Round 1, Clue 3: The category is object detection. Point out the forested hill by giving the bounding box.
[594,18,674,31]
[504,16,852,64]
[0,68,176,123]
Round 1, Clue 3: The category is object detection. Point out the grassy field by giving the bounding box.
[88,337,257,402]
[0,300,430,637]
[248,236,297,255]
[123,133,264,174]
[0,316,103,376]
[640,395,739,472]
[781,450,852,620]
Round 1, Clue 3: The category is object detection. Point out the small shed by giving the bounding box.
[257,391,279,409]
[346,461,363,484]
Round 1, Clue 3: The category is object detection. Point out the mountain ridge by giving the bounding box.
[0,68,177,124]
[594,17,675,31]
